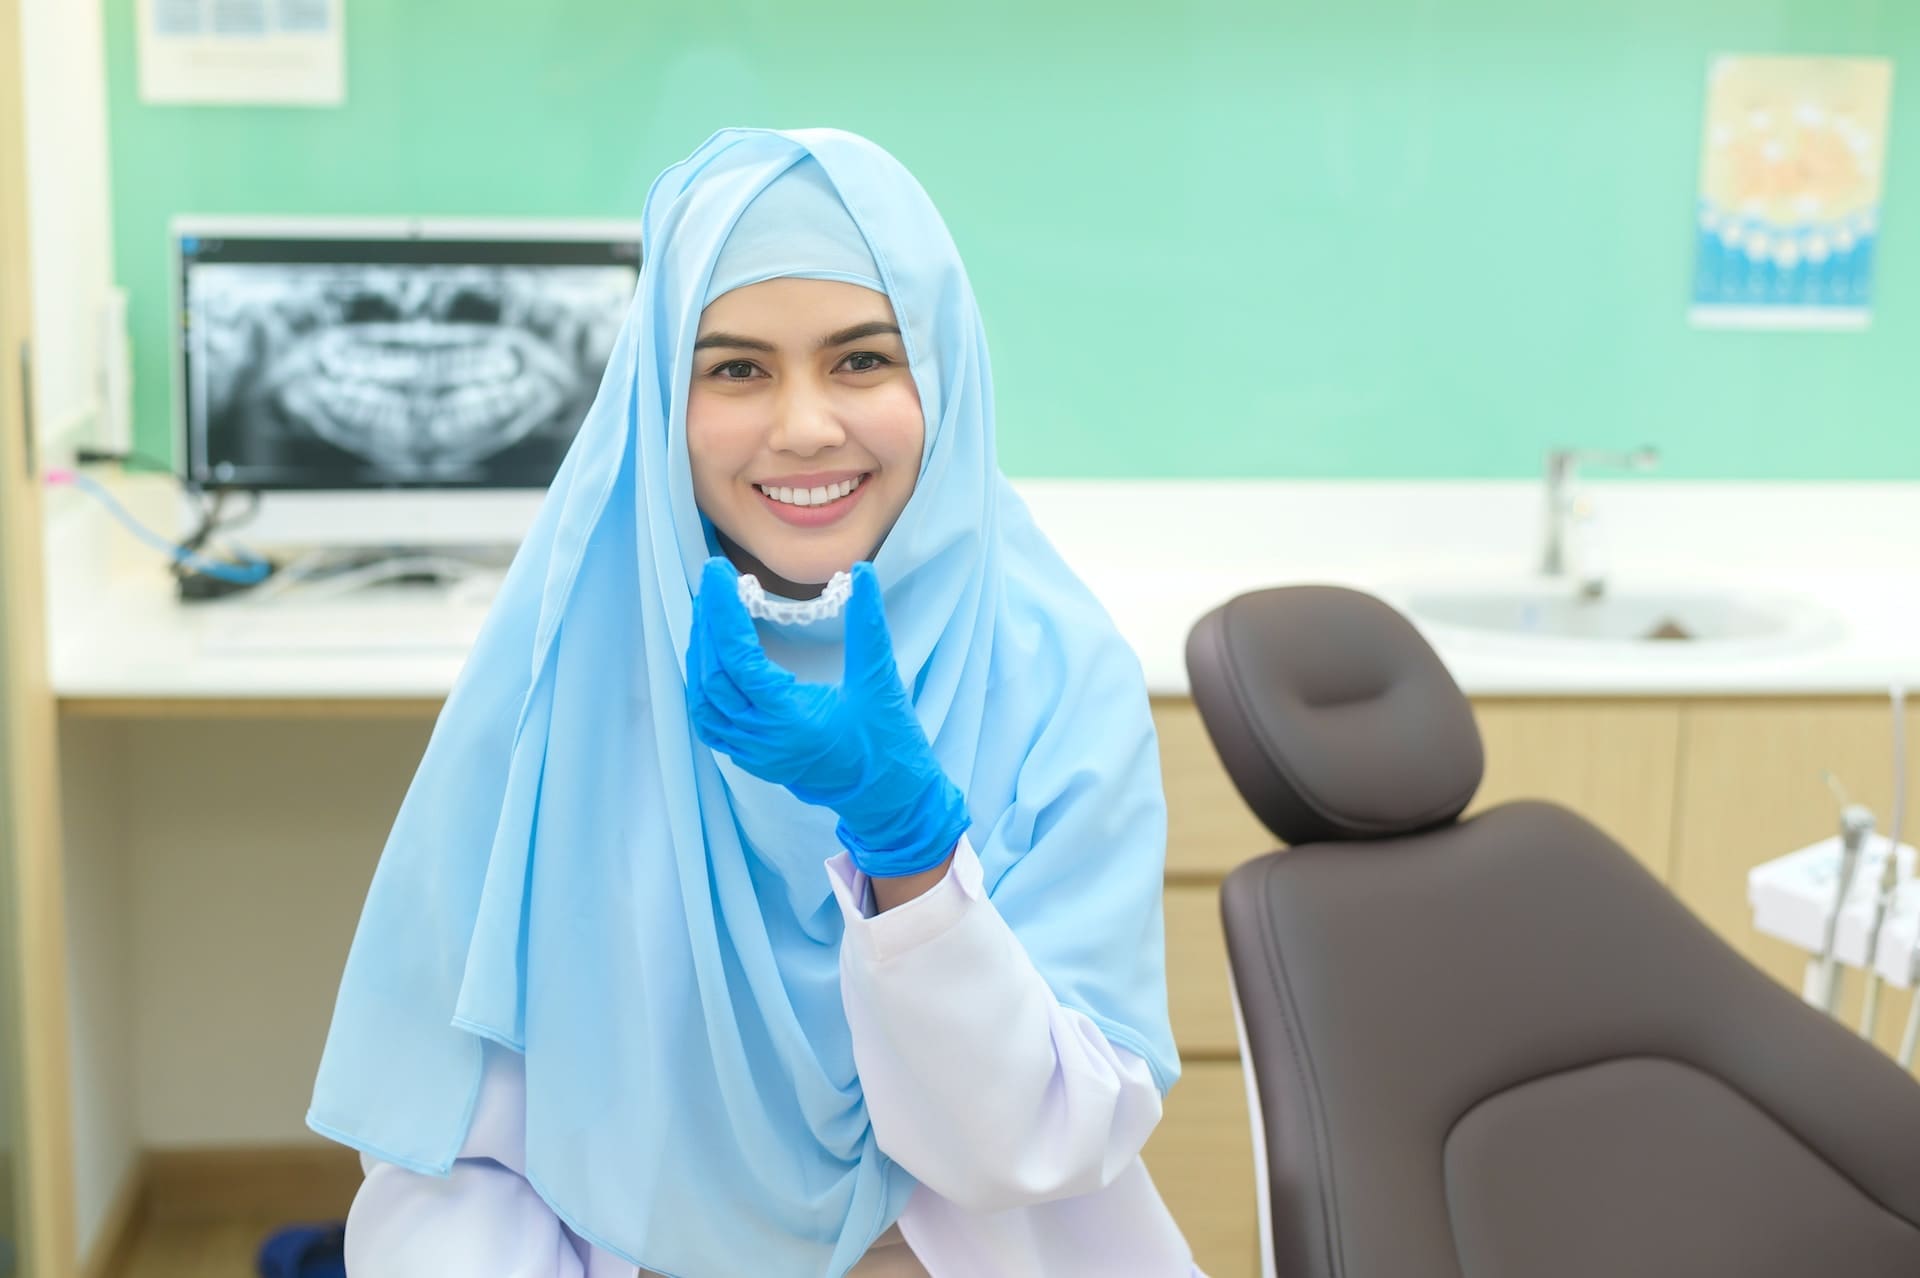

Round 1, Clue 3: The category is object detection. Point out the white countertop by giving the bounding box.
[45,476,1920,704]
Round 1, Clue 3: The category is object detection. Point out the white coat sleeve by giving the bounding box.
[828,834,1167,1214]
[342,1048,593,1278]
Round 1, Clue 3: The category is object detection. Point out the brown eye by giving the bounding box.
[842,352,890,373]
[711,360,759,380]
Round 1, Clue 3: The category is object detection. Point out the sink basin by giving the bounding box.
[1399,587,1840,651]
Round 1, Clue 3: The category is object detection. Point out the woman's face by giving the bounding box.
[687,277,925,599]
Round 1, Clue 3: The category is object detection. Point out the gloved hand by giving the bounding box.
[686,556,970,879]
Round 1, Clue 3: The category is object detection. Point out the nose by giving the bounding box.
[769,376,846,456]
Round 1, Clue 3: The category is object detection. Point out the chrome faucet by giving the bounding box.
[1541,445,1659,583]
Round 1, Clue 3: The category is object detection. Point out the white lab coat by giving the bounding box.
[343,835,1202,1277]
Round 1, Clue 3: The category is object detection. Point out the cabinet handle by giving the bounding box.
[16,339,33,480]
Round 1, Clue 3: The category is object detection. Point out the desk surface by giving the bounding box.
[47,478,1920,710]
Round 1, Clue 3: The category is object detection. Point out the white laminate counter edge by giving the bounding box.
[44,476,1920,701]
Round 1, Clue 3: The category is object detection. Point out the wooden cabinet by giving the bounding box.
[1152,698,1262,1273]
[1158,694,1687,881]
[1142,1060,1257,1278]
[1469,700,1682,883]
[1149,692,1916,1275]
[0,4,79,1272]
[1164,884,1237,1057]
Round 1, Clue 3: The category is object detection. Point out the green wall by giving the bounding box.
[103,1,1917,479]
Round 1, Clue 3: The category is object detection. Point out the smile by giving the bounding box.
[753,473,870,528]
[754,475,866,507]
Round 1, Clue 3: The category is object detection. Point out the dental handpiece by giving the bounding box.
[1902,955,1920,1069]
[1880,684,1917,1069]
[1900,932,1920,1070]
[1812,804,1876,1016]
[1902,902,1920,1067]
[1856,845,1902,1039]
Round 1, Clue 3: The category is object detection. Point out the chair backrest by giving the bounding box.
[1186,585,1920,1278]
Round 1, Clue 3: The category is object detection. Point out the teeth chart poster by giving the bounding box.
[138,0,345,106]
[1690,55,1894,330]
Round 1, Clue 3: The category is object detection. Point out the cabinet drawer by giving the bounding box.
[1165,883,1237,1056]
[1144,1059,1259,1278]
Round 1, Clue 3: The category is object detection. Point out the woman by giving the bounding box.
[310,127,1197,1278]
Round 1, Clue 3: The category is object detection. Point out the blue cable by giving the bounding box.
[50,469,273,585]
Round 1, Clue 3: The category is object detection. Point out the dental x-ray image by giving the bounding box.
[185,255,635,488]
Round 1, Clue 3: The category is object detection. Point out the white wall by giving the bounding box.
[122,717,428,1146]
[19,0,115,454]
[58,718,137,1263]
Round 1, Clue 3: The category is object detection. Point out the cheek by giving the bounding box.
[685,392,760,497]
[856,382,927,473]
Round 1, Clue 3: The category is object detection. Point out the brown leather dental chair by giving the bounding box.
[1184,585,1920,1278]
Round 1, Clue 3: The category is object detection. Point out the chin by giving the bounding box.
[764,550,856,586]
[732,532,867,597]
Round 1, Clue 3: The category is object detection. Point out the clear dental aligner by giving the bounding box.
[737,570,852,624]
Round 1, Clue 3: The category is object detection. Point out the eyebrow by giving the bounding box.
[819,321,901,348]
[691,321,902,354]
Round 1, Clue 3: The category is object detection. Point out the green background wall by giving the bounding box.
[103,1,1917,479]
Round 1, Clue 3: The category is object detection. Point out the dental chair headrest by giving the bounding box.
[1184,585,1485,845]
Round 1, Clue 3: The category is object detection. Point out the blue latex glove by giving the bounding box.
[686,556,970,878]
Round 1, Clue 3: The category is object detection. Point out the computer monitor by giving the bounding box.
[172,216,642,547]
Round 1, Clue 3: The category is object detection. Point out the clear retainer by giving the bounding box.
[737,570,852,625]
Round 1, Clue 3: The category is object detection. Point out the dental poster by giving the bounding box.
[138,0,344,106]
[1691,56,1893,330]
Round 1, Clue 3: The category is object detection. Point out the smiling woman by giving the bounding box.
[688,277,925,599]
[312,129,1192,1278]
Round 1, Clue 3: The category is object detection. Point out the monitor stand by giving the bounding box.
[250,543,514,609]
[190,543,515,655]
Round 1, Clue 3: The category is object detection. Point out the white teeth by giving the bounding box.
[758,475,865,507]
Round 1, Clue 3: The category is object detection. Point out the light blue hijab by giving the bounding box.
[309,128,1177,1278]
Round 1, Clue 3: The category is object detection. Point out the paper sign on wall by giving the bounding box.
[137,0,344,106]
[1691,56,1893,331]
